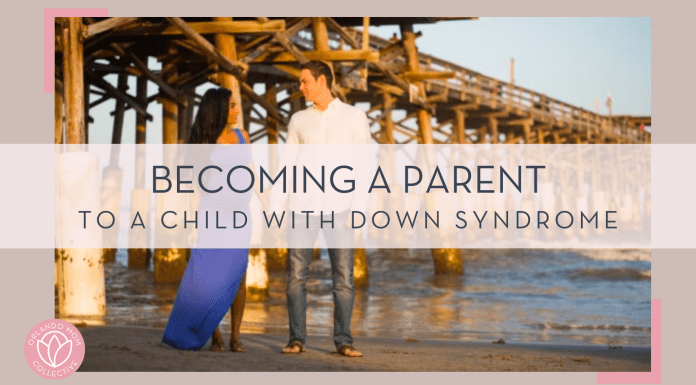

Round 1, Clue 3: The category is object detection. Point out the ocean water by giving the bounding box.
[96,248,650,347]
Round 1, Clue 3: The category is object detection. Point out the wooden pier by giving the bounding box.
[53,17,650,303]
[55,17,650,148]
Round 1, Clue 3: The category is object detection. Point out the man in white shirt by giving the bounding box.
[279,61,369,357]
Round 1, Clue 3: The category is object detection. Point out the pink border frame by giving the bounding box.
[44,8,108,93]
[597,299,661,384]
[44,11,660,382]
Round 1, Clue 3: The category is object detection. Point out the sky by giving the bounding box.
[87,17,651,144]
[370,17,651,116]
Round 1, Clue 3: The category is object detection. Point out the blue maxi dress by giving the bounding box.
[162,129,252,350]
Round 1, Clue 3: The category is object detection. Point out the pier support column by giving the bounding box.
[214,17,245,131]
[488,116,499,144]
[454,108,467,144]
[264,82,289,272]
[153,51,189,283]
[55,79,64,145]
[57,17,106,320]
[402,23,460,274]
[382,91,396,144]
[523,122,531,144]
[129,74,152,268]
[215,19,269,300]
[55,79,64,289]
[401,23,433,144]
[102,72,128,263]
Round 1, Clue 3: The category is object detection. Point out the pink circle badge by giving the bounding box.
[24,319,85,379]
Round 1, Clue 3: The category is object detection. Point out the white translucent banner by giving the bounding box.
[49,143,651,249]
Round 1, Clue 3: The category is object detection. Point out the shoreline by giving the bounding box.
[77,325,650,372]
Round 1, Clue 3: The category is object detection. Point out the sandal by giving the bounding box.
[338,344,363,357]
[281,340,305,354]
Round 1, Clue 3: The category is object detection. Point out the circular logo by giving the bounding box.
[24,319,85,379]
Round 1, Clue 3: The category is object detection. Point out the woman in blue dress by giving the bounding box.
[162,87,253,352]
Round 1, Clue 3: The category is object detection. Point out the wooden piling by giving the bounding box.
[454,108,466,144]
[54,79,63,289]
[488,116,499,144]
[102,72,128,263]
[312,17,330,51]
[214,19,269,301]
[63,17,86,147]
[264,83,289,272]
[55,79,64,145]
[153,52,189,283]
[401,23,433,144]
[129,74,152,268]
[56,17,106,319]
[382,91,396,144]
[214,17,244,130]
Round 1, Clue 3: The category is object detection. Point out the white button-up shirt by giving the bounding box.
[270,98,371,215]
[285,98,371,145]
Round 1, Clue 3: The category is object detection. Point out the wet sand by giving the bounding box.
[77,326,650,372]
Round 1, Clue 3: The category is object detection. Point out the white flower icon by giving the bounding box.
[37,331,72,368]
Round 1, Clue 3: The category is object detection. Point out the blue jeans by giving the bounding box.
[286,211,355,348]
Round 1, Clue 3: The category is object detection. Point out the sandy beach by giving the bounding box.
[77,326,650,372]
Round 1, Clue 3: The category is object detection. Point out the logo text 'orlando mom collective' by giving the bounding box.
[24,319,85,379]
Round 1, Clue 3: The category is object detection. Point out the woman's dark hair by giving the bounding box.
[187,87,232,144]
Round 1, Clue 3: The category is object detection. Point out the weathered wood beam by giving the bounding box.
[239,82,288,125]
[115,20,285,36]
[240,18,312,64]
[85,17,139,38]
[86,71,152,120]
[401,71,455,81]
[88,62,141,77]
[392,125,419,142]
[164,17,248,78]
[89,94,110,109]
[484,111,510,119]
[505,118,534,126]
[451,103,478,111]
[250,49,379,63]
[278,89,303,107]
[255,17,309,65]
[371,81,405,96]
[323,18,360,49]
[240,34,273,53]
[108,43,180,103]
[115,94,158,115]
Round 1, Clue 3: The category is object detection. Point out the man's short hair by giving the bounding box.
[300,61,334,89]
